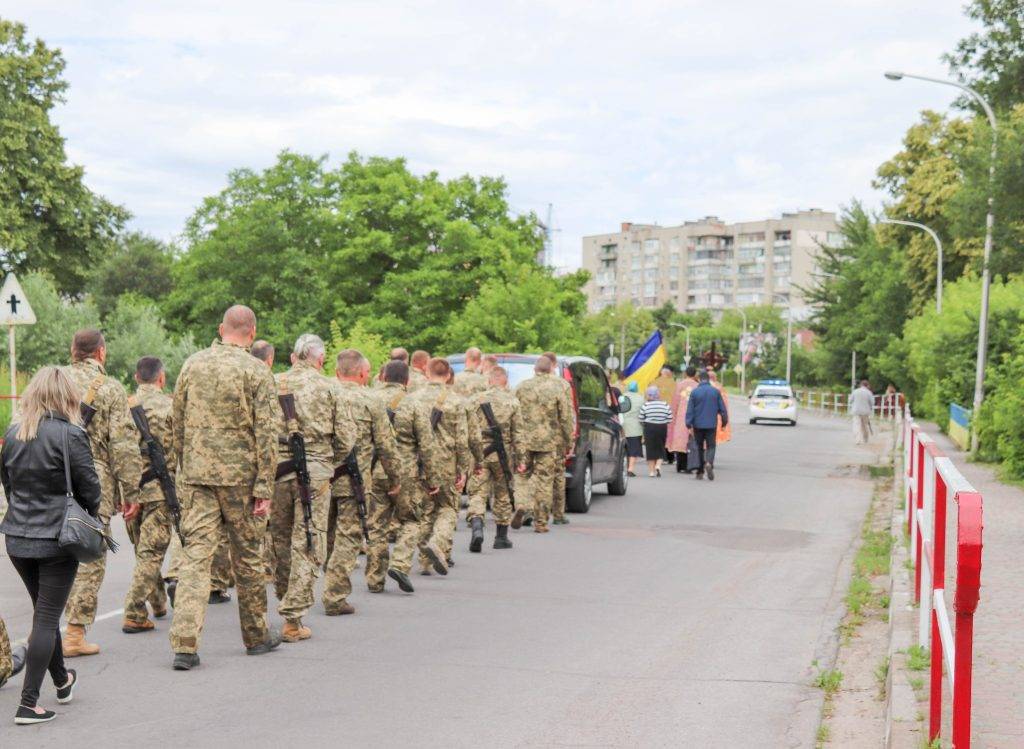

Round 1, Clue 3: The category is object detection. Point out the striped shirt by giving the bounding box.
[638,400,672,425]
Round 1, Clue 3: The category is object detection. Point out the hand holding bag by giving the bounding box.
[57,425,118,563]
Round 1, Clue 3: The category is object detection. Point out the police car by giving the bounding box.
[748,379,798,426]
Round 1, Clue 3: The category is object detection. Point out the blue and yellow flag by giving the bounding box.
[622,330,667,393]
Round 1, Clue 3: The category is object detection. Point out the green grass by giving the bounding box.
[846,577,874,616]
[909,676,924,691]
[813,667,843,696]
[874,656,890,691]
[816,723,831,747]
[903,645,930,671]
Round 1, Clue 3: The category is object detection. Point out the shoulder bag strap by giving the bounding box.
[61,424,74,499]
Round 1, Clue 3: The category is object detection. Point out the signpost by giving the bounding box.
[0,273,37,417]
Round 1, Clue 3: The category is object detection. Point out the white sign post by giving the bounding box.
[0,273,37,418]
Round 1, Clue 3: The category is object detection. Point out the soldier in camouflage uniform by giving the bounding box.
[0,616,27,690]
[408,350,430,392]
[409,359,469,575]
[323,350,401,606]
[63,330,144,657]
[453,347,488,397]
[165,528,234,606]
[513,356,573,533]
[270,334,356,639]
[543,352,574,525]
[251,340,277,583]
[450,370,485,556]
[168,306,280,670]
[122,357,174,634]
[466,366,520,550]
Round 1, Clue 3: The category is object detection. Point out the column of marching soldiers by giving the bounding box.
[11,304,575,672]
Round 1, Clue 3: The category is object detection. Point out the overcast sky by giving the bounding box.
[11,1,975,268]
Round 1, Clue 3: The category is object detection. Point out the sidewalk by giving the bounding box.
[918,422,1024,747]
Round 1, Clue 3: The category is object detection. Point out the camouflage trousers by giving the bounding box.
[551,454,567,521]
[123,502,170,622]
[0,616,11,685]
[524,450,559,531]
[365,479,420,585]
[418,484,459,569]
[466,462,514,526]
[169,485,269,654]
[64,464,117,626]
[270,477,330,622]
[322,493,366,607]
[166,525,234,591]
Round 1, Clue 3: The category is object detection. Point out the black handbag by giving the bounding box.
[57,426,117,563]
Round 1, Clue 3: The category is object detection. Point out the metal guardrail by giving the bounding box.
[902,405,984,747]
[794,390,904,419]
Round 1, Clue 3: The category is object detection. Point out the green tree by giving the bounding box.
[945,0,1024,112]
[325,319,389,377]
[0,20,127,293]
[88,232,175,317]
[580,303,657,369]
[14,272,100,373]
[103,295,198,386]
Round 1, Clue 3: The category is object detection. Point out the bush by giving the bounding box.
[15,272,101,374]
[103,295,198,386]
[976,327,1024,472]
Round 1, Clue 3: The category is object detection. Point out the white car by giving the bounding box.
[749,381,798,425]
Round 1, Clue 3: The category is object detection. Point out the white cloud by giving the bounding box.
[9,0,977,266]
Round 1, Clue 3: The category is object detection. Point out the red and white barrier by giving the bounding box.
[902,406,984,747]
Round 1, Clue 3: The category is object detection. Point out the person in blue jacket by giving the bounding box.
[685,371,729,481]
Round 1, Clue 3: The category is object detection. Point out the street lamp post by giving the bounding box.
[668,322,690,364]
[885,71,997,453]
[770,294,793,383]
[734,308,748,394]
[879,217,944,313]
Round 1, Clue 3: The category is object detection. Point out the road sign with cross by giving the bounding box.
[0,273,36,325]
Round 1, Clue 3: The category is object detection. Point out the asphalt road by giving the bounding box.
[0,404,883,748]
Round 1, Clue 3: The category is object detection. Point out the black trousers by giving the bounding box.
[10,554,79,708]
[693,428,718,472]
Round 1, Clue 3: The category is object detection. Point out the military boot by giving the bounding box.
[493,524,513,549]
[510,508,525,530]
[469,517,484,553]
[282,619,312,642]
[121,618,155,634]
[62,624,100,657]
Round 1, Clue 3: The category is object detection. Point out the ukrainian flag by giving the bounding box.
[622,330,667,393]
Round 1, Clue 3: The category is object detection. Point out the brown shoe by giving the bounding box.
[121,618,155,634]
[282,620,312,641]
[150,606,168,620]
[510,508,526,530]
[324,601,356,616]
[63,624,100,657]
[534,526,550,534]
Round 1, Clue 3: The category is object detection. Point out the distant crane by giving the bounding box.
[536,203,559,268]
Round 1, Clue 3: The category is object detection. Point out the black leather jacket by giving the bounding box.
[0,413,102,539]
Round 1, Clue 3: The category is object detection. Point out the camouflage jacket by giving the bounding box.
[407,368,428,392]
[475,386,520,467]
[333,380,400,495]
[453,369,487,397]
[370,383,407,484]
[514,373,574,458]
[452,388,484,473]
[68,358,143,507]
[554,374,574,450]
[131,383,174,504]
[173,340,278,497]
[393,381,465,487]
[274,361,357,483]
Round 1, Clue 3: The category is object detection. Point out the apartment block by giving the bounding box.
[581,209,840,317]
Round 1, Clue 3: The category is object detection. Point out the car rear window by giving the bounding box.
[754,387,792,398]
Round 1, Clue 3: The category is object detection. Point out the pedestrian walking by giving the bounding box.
[850,379,874,445]
[620,382,644,477]
[638,386,672,477]
[1,366,102,725]
[685,371,729,481]
[666,366,700,473]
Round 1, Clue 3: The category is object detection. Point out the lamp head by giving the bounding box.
[884,71,904,81]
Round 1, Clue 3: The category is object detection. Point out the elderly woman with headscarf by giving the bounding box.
[619,381,644,477]
[638,385,672,477]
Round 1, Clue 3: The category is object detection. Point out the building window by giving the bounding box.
[669,252,680,266]
[669,280,679,291]
[643,283,656,295]
[738,277,765,288]
[631,256,641,269]
[644,296,658,307]
[631,240,641,253]
[644,268,658,281]
[773,262,791,274]
[773,230,791,243]
[738,232,765,245]
[775,276,790,290]
[643,239,660,252]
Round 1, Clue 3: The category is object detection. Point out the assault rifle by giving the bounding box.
[332,449,371,543]
[480,401,515,510]
[277,392,314,552]
[130,401,186,547]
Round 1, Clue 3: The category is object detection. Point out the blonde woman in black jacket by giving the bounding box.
[0,366,101,725]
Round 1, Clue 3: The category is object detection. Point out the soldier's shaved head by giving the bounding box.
[534,356,553,374]
[251,340,275,366]
[488,366,508,386]
[481,354,498,374]
[71,329,106,363]
[390,347,409,363]
[465,347,482,367]
[383,360,410,385]
[219,305,257,346]
[336,348,369,377]
[411,350,429,372]
[426,357,451,381]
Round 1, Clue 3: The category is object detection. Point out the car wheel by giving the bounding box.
[607,451,628,496]
[566,457,593,513]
